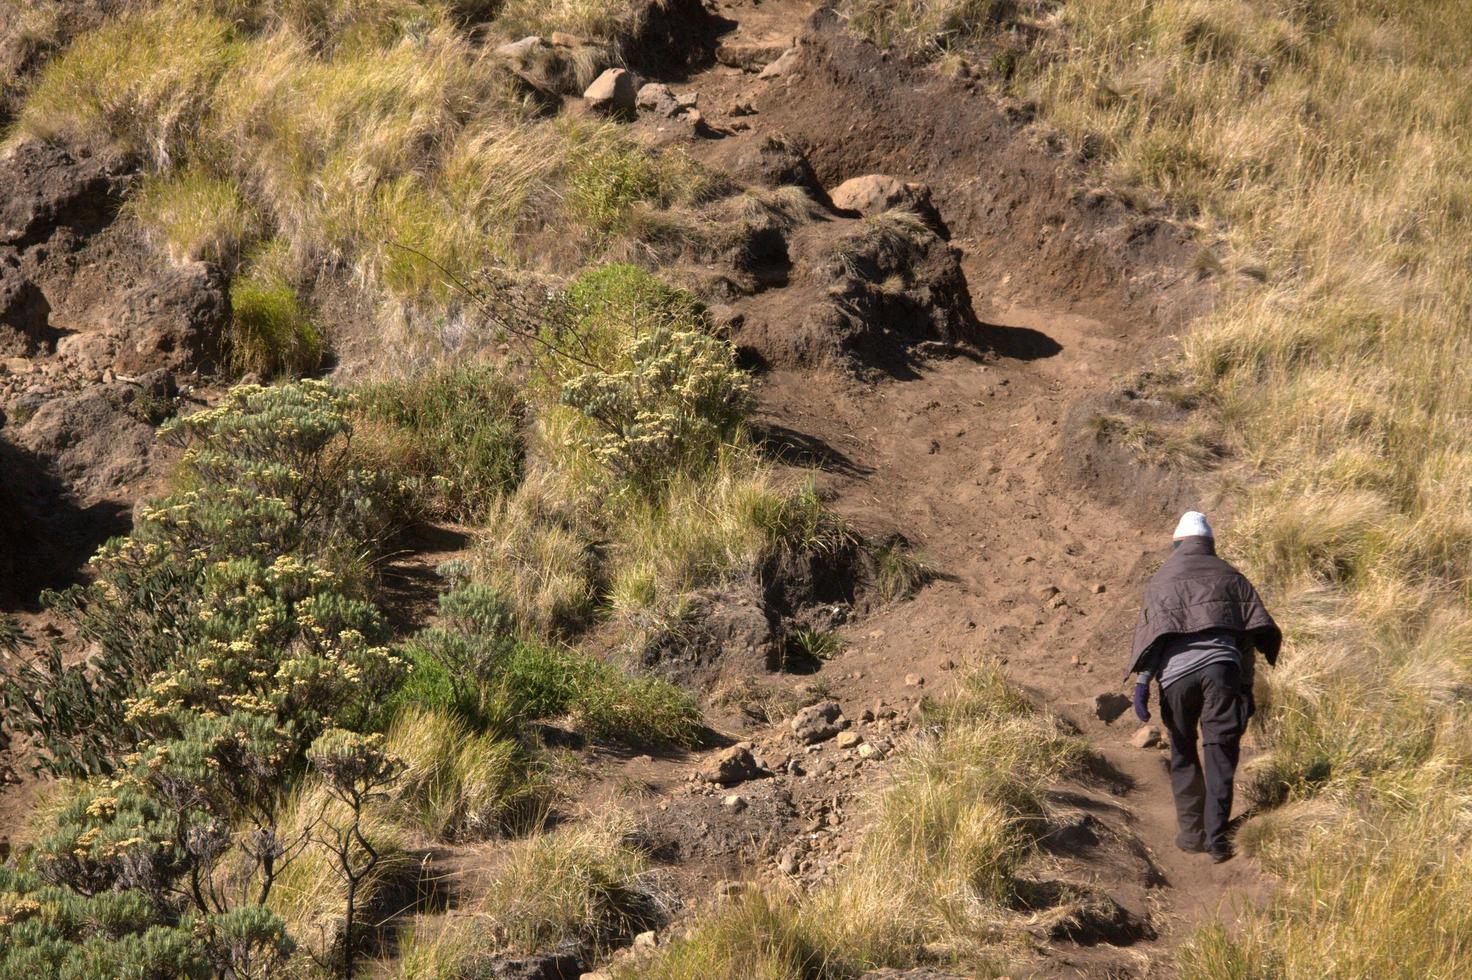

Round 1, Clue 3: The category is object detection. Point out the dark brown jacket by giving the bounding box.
[1127,537,1281,678]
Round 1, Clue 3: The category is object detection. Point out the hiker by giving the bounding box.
[1127,511,1280,863]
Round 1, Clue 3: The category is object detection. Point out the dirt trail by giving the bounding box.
[620,0,1273,972]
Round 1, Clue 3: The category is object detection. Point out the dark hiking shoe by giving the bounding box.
[1209,846,1235,863]
[1175,837,1206,854]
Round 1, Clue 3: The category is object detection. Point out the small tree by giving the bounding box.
[308,730,403,980]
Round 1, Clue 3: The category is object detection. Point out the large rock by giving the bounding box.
[0,140,128,247]
[0,268,50,356]
[830,174,935,221]
[758,46,801,80]
[637,82,684,118]
[762,212,976,371]
[791,700,847,744]
[583,68,637,114]
[699,745,771,787]
[1132,725,1163,749]
[715,40,790,73]
[104,261,229,375]
[495,35,546,60]
[12,375,169,499]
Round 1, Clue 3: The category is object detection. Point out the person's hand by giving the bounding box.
[1133,683,1151,723]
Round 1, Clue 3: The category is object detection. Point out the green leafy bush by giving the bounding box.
[560,326,753,492]
[549,265,751,494]
[357,363,524,518]
[0,865,293,979]
[395,584,702,748]
[0,381,416,973]
[2,381,410,776]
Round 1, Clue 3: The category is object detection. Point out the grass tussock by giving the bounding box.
[266,779,417,962]
[495,0,642,50]
[395,820,661,977]
[228,242,324,377]
[627,662,1095,978]
[385,704,550,841]
[127,167,259,266]
[839,0,1472,973]
[14,6,239,167]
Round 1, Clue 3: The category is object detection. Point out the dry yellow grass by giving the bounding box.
[1009,2,1472,973]
[624,662,1094,978]
[394,819,657,978]
[8,2,721,372]
[842,0,1472,971]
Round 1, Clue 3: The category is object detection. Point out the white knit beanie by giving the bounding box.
[1173,511,1213,539]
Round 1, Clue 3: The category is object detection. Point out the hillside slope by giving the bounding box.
[4,1,1463,978]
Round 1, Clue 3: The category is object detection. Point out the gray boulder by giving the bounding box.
[495,36,545,60]
[791,700,847,744]
[584,68,637,114]
[104,261,229,376]
[638,80,683,116]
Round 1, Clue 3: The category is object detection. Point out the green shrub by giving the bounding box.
[556,262,708,375]
[2,381,408,776]
[357,363,524,518]
[395,583,702,749]
[0,865,293,978]
[547,265,751,494]
[228,250,323,378]
[560,326,753,492]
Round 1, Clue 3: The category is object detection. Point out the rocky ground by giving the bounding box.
[0,1,1270,976]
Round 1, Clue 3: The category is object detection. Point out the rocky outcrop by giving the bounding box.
[104,261,229,376]
[0,270,49,357]
[0,140,128,248]
[0,140,229,595]
[9,373,172,500]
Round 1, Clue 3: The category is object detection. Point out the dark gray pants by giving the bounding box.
[1159,662,1248,854]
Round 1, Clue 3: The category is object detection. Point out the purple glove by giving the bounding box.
[1134,683,1151,723]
